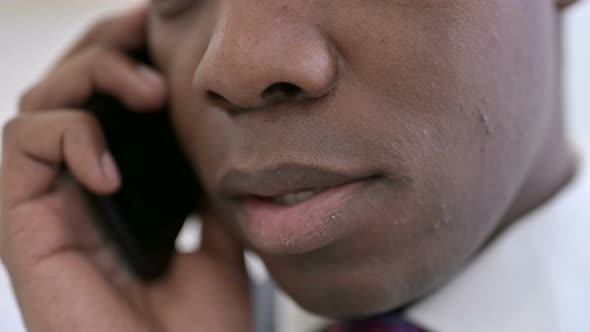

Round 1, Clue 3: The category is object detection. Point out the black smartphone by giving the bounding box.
[82,50,202,281]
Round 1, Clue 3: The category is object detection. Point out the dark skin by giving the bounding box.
[150,0,579,316]
[0,0,581,331]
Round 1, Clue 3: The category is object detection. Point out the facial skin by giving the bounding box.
[148,0,577,318]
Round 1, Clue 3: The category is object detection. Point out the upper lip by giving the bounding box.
[218,163,375,199]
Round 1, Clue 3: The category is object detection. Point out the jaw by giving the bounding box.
[496,109,576,238]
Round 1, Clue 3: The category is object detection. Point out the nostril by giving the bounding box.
[207,82,305,110]
[261,82,302,101]
[207,90,229,103]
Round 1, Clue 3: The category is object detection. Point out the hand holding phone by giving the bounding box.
[1,7,251,332]
[83,49,203,281]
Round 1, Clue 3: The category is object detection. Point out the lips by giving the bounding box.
[219,163,373,198]
[218,164,380,254]
[267,187,325,205]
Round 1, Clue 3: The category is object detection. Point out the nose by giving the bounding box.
[192,8,338,110]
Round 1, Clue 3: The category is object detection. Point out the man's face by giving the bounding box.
[149,0,561,318]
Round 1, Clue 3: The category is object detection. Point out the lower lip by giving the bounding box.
[239,178,374,254]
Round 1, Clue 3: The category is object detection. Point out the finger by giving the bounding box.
[4,228,150,332]
[1,112,121,209]
[0,155,145,332]
[20,46,166,112]
[0,177,103,270]
[56,4,149,65]
[200,209,247,274]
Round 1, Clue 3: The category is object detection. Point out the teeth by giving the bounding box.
[273,188,325,206]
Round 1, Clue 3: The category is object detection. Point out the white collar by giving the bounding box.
[406,138,590,332]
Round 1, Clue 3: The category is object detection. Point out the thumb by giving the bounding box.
[199,208,246,274]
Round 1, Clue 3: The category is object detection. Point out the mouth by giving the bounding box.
[218,164,381,254]
[264,187,329,205]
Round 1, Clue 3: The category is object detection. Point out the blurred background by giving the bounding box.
[0,1,589,331]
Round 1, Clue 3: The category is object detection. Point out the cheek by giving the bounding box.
[170,93,238,192]
[430,0,557,233]
[149,19,239,192]
[269,0,559,296]
[337,0,556,230]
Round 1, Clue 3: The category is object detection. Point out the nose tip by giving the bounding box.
[192,19,339,110]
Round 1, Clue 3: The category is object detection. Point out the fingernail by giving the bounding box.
[101,152,121,186]
[137,65,164,89]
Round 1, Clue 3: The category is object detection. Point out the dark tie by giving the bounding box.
[326,313,428,332]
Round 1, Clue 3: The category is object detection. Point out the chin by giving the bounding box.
[270,263,429,319]
[292,281,415,319]
[265,240,458,319]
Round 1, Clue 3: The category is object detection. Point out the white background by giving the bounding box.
[0,1,589,331]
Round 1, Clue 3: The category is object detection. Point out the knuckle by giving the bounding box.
[66,113,101,144]
[85,16,114,43]
[82,44,119,71]
[2,117,24,144]
[65,125,89,148]
[18,82,44,111]
[83,44,110,62]
[73,112,99,131]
